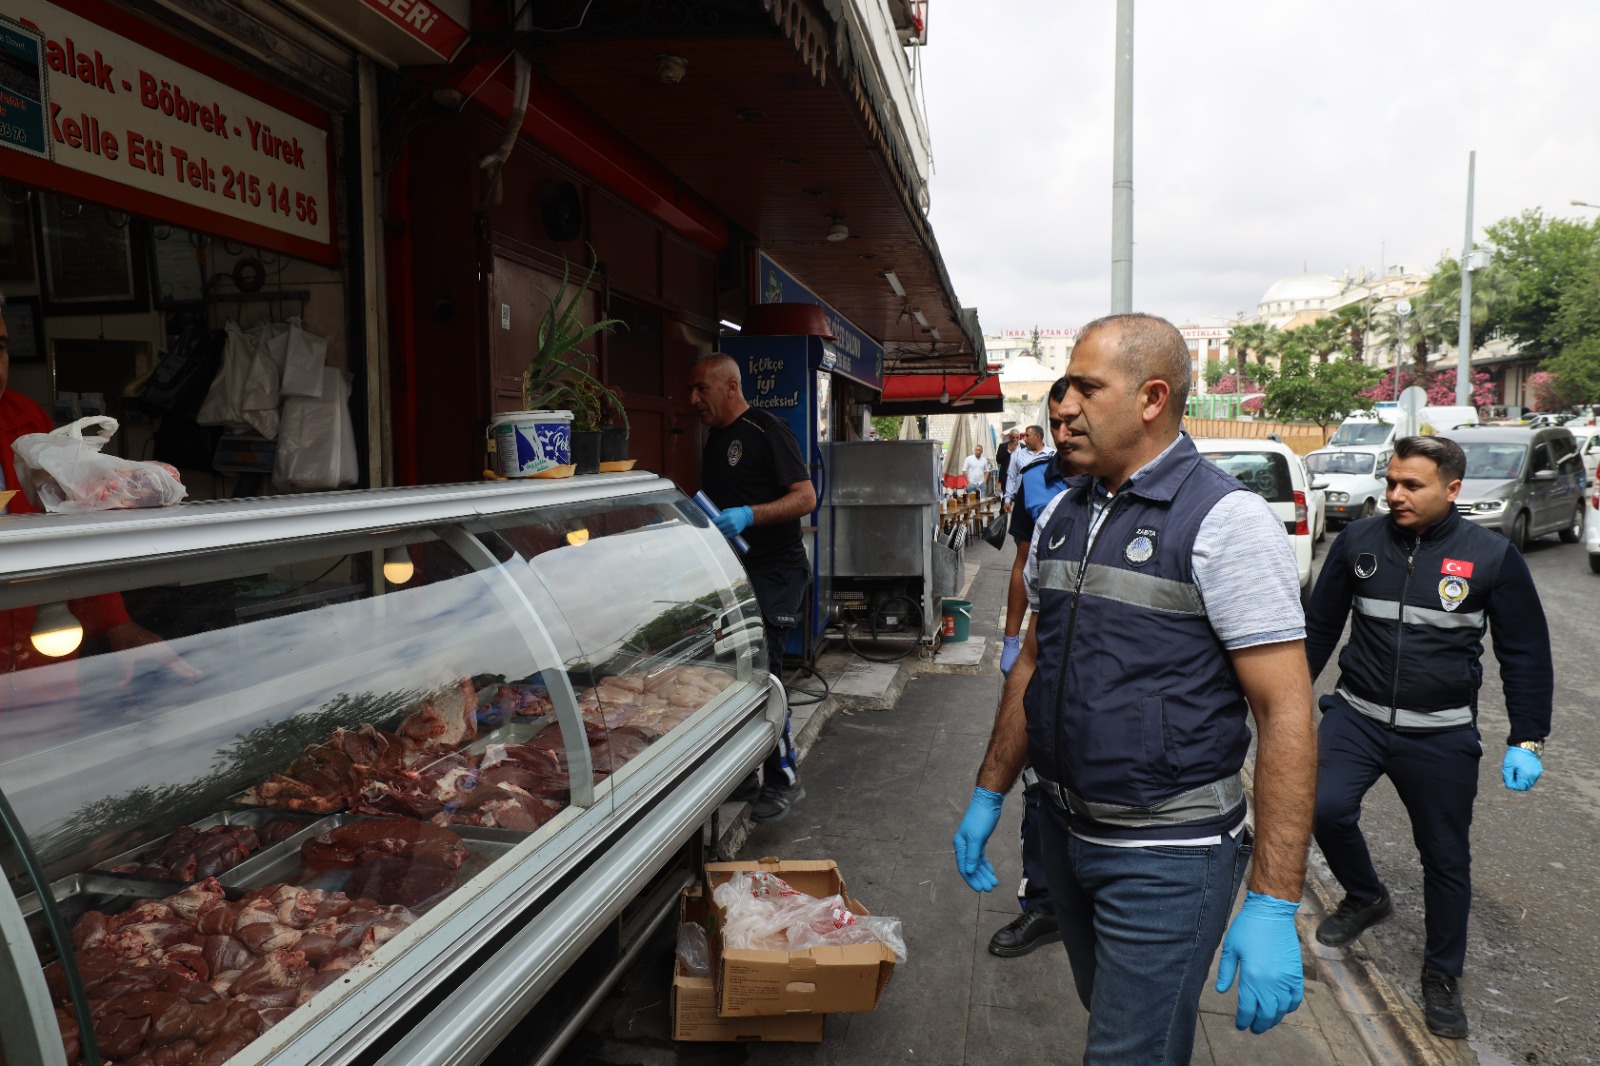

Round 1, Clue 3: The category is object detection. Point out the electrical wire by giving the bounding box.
[781,661,830,706]
[843,594,922,663]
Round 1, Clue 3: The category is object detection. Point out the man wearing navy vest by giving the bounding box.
[1305,434,1552,1040]
[953,313,1317,1063]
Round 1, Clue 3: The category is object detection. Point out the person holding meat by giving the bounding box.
[0,290,199,679]
[689,354,813,823]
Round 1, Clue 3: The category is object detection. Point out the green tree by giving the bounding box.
[1203,360,1227,389]
[871,415,903,440]
[1424,254,1517,353]
[1542,336,1600,406]
[1263,343,1382,430]
[1287,315,1350,364]
[1227,321,1280,385]
[1482,209,1600,357]
[1375,302,1453,383]
[1027,326,1045,362]
[1333,301,1381,364]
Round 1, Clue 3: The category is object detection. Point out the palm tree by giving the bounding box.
[1377,302,1453,384]
[1227,321,1279,386]
[1291,315,1350,364]
[1425,254,1516,352]
[1333,300,1381,364]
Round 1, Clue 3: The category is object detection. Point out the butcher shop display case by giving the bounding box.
[0,474,784,1066]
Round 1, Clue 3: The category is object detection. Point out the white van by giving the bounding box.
[1327,404,1479,449]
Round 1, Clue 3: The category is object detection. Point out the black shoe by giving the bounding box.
[988,911,1061,958]
[1421,968,1469,1039]
[1315,892,1394,947]
[751,779,805,823]
[729,771,762,804]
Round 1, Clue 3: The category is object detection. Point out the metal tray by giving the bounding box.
[92,809,324,884]
[227,814,520,914]
[16,871,187,922]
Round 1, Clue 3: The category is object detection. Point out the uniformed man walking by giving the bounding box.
[953,313,1318,1063]
[1305,433,1553,1040]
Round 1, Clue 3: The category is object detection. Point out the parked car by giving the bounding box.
[1585,477,1600,574]
[1193,438,1324,599]
[1565,425,1600,485]
[1389,426,1585,550]
[1306,446,1391,525]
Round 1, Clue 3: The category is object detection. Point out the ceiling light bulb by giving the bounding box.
[884,270,906,297]
[383,546,415,585]
[31,602,83,657]
[939,386,950,405]
[827,221,849,242]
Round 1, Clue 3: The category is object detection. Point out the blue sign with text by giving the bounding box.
[754,250,884,391]
[0,18,50,161]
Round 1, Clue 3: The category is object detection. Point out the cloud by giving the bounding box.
[922,1,1600,333]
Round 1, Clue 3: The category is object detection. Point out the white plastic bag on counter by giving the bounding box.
[281,315,327,397]
[196,321,254,429]
[274,367,356,490]
[12,416,188,513]
[239,321,287,439]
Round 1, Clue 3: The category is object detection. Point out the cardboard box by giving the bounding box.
[672,886,826,1042]
[705,858,897,1018]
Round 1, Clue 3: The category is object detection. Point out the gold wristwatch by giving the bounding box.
[1515,740,1545,757]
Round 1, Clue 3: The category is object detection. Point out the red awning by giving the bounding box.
[874,373,1004,415]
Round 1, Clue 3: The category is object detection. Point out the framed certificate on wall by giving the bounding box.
[4,295,44,363]
[36,197,150,314]
[0,196,36,283]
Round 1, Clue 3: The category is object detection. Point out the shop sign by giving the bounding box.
[0,17,51,160]
[754,250,884,392]
[358,0,470,63]
[0,0,336,265]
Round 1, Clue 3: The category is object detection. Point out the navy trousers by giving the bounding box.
[1018,771,1053,915]
[1313,697,1481,977]
[750,564,806,787]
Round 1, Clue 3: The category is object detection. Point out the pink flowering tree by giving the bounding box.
[1360,368,1497,408]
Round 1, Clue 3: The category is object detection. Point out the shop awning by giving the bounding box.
[872,372,1004,416]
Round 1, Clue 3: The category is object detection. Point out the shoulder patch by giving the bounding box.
[1354,553,1378,580]
[727,440,744,466]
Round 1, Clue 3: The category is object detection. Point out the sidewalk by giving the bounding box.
[558,554,1455,1065]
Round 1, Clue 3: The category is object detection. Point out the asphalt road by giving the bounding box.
[1308,519,1600,1066]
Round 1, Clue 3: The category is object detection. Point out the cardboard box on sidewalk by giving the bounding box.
[672,885,826,1042]
[704,858,897,1018]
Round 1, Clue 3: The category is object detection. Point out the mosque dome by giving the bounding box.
[999,355,1054,383]
[1258,272,1342,310]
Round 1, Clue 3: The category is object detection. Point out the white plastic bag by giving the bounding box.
[12,417,187,513]
[711,872,906,962]
[675,922,711,978]
[239,321,287,439]
[281,315,327,398]
[196,321,254,429]
[275,367,356,490]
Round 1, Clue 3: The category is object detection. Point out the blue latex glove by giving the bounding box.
[1503,746,1543,791]
[1000,635,1022,674]
[953,786,1004,892]
[1215,891,1304,1034]
[713,505,753,538]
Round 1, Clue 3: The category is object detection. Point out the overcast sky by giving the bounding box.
[918,1,1600,335]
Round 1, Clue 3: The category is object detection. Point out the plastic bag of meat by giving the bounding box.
[711,873,906,962]
[12,416,187,513]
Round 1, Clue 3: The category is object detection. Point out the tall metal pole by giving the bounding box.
[1456,151,1476,405]
[1110,0,1134,313]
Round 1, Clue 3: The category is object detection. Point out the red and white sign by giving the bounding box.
[359,0,469,62]
[0,0,336,265]
[1441,558,1475,578]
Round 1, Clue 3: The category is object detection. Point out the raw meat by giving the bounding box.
[301,817,467,869]
[396,678,478,749]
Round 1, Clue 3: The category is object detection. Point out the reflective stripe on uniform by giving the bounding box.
[1354,596,1485,630]
[1337,686,1474,730]
[1035,771,1244,828]
[1038,559,1205,617]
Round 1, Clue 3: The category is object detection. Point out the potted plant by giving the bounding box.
[490,252,624,479]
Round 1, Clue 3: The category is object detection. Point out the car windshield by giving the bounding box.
[1329,422,1391,446]
[1459,442,1526,480]
[1306,452,1375,476]
[1199,451,1294,503]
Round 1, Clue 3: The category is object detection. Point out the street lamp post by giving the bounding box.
[1393,300,1412,401]
[1457,152,1476,406]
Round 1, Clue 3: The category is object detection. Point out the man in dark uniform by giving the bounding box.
[1305,434,1553,1040]
[690,354,815,823]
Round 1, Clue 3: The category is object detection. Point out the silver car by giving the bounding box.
[1446,427,1585,550]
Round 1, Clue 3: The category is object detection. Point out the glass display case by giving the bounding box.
[0,473,782,1066]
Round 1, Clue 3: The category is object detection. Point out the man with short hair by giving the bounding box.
[1003,424,1051,512]
[961,443,991,497]
[1305,434,1553,1041]
[690,354,815,823]
[954,313,1317,1063]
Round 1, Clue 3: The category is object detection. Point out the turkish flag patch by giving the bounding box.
[1442,558,1475,578]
